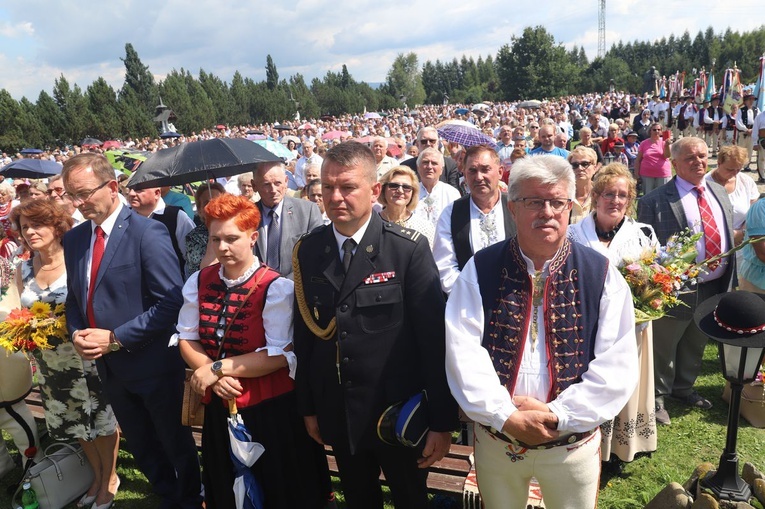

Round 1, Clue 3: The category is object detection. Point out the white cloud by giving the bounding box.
[0,21,33,38]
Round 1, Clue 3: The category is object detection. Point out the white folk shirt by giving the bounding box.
[444,247,638,433]
[433,196,506,295]
[412,181,460,228]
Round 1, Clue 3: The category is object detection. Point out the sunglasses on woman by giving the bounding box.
[385,183,413,192]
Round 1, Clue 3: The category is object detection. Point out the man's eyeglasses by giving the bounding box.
[385,183,413,193]
[419,138,438,145]
[64,180,111,204]
[514,197,572,212]
[570,161,592,169]
[46,187,65,196]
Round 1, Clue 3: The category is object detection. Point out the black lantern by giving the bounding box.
[694,291,765,502]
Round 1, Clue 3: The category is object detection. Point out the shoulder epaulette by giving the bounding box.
[384,222,422,243]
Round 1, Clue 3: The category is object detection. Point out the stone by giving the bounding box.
[685,463,717,493]
[645,482,693,509]
[691,492,719,509]
[733,502,755,509]
[754,478,765,507]
[743,463,765,486]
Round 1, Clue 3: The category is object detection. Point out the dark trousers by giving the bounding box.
[332,434,428,509]
[103,368,202,509]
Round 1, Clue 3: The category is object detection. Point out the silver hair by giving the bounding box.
[254,161,286,180]
[416,147,444,168]
[507,155,575,201]
[670,136,707,161]
[237,172,254,184]
[0,181,15,199]
[416,126,438,143]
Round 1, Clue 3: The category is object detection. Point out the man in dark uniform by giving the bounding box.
[293,142,458,509]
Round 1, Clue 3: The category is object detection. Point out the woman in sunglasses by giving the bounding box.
[567,146,599,224]
[378,166,435,249]
[634,122,672,195]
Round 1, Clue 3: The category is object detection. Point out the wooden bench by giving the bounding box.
[24,389,474,498]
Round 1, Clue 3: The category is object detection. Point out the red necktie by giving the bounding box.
[695,186,722,270]
[87,226,105,327]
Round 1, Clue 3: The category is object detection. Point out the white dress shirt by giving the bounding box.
[445,246,638,434]
[433,196,506,295]
[174,260,297,378]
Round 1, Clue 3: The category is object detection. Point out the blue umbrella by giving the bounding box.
[455,108,469,115]
[0,159,62,179]
[160,131,182,139]
[20,148,43,155]
[227,400,265,509]
[253,139,293,160]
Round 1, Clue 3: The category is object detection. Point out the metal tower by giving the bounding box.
[598,0,606,58]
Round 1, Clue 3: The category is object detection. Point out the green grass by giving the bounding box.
[2,343,763,508]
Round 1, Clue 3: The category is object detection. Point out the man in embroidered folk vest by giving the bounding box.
[444,155,638,509]
[432,145,517,295]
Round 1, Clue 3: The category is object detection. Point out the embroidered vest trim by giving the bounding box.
[474,238,608,400]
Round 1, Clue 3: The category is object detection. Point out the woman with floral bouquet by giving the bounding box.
[10,200,120,509]
[568,163,658,470]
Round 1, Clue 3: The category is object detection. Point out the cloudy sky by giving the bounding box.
[0,0,762,101]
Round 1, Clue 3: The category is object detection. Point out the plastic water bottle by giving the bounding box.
[21,482,39,509]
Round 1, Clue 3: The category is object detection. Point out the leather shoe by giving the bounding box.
[678,391,712,410]
[655,405,671,425]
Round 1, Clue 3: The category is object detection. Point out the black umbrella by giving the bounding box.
[127,138,282,189]
[0,159,63,179]
[272,124,292,131]
[81,137,103,147]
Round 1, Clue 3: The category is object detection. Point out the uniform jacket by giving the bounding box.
[293,213,458,452]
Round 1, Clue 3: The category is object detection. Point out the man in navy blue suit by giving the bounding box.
[62,153,202,509]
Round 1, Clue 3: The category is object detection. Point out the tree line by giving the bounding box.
[1,25,763,152]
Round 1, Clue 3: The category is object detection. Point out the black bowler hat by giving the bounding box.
[694,291,765,346]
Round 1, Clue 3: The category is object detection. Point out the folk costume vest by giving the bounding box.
[705,106,723,132]
[150,205,184,274]
[740,106,754,129]
[198,264,294,409]
[474,237,608,401]
[450,194,516,271]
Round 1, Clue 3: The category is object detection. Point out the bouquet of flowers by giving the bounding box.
[619,228,703,323]
[0,302,67,355]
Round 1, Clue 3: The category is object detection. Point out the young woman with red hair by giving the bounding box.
[176,194,330,508]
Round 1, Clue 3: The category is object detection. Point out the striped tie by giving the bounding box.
[695,186,721,269]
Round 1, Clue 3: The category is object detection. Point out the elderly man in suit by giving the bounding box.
[433,144,516,295]
[293,142,458,509]
[62,153,202,509]
[638,137,735,425]
[252,161,323,278]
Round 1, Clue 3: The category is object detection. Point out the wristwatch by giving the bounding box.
[211,360,224,378]
[108,332,121,352]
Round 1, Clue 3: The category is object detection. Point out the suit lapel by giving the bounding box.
[501,193,517,237]
[666,178,687,230]
[93,207,130,293]
[279,198,295,272]
[255,202,267,261]
[338,215,381,302]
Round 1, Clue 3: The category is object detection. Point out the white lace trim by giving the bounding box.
[219,261,259,287]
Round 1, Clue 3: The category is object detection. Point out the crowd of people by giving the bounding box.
[0,88,764,509]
